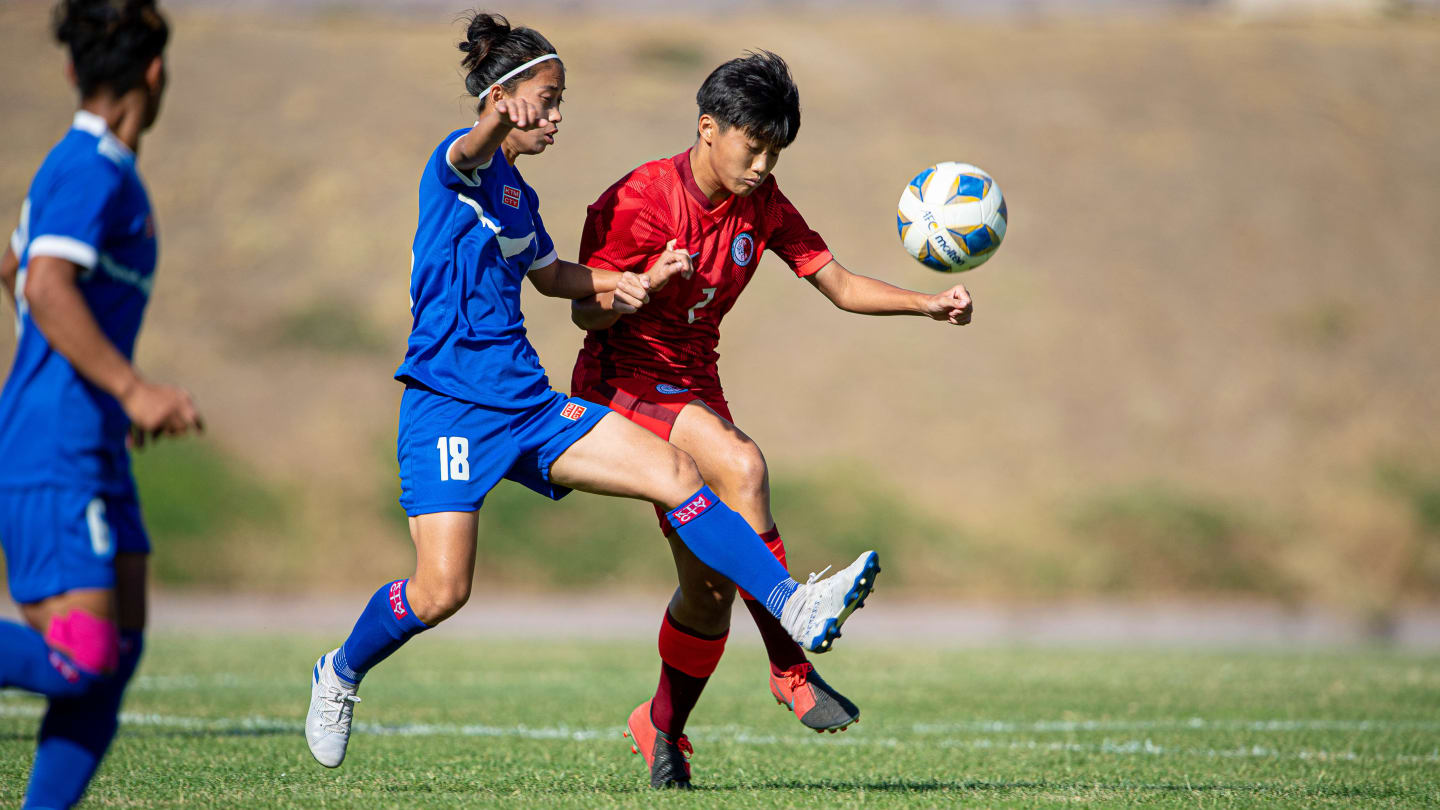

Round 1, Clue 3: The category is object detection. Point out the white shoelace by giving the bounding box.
[805,565,833,586]
[321,689,360,733]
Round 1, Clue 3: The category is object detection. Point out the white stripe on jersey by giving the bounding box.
[96,253,153,295]
[454,193,535,259]
[27,234,98,270]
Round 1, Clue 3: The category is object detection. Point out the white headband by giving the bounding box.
[484,53,561,98]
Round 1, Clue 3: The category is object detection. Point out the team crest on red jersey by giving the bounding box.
[561,402,587,421]
[731,232,755,267]
[502,185,522,209]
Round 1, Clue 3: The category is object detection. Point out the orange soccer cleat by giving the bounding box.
[623,700,694,789]
[769,662,860,733]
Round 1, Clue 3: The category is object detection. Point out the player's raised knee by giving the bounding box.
[656,445,705,507]
[722,437,769,497]
[43,608,121,696]
[407,578,471,625]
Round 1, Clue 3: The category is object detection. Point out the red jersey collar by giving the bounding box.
[673,149,730,213]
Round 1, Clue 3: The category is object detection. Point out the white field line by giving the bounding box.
[911,718,1440,734]
[2,702,1438,765]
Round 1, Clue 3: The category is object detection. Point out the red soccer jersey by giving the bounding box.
[573,150,833,397]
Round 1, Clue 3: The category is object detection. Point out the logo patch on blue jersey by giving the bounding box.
[502,185,522,209]
[731,232,755,267]
[656,383,689,395]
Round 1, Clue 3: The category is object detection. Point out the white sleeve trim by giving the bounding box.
[27,235,98,270]
[9,229,22,256]
[528,248,558,272]
[445,139,484,187]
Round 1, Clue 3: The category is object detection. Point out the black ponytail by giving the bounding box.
[52,0,169,99]
[457,11,558,109]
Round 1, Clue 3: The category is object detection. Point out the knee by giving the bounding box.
[44,610,122,698]
[722,439,768,496]
[46,610,120,677]
[408,577,471,625]
[663,448,705,503]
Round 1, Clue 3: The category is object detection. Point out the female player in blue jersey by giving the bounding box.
[0,2,202,808]
[304,12,881,773]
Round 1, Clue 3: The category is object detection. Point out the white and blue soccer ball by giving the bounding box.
[896,162,1007,273]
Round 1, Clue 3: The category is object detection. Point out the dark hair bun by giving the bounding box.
[459,11,511,94]
[455,10,559,105]
[52,0,169,97]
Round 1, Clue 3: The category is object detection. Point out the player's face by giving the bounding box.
[501,61,565,157]
[705,119,781,197]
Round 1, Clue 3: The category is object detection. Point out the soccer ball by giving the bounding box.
[896,162,1007,272]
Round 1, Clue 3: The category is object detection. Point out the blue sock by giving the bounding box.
[0,619,104,700]
[23,630,144,810]
[667,486,798,619]
[332,579,429,685]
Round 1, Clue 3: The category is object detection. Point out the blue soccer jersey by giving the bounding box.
[394,129,559,408]
[0,111,157,494]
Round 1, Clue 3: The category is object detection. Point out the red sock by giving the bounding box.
[651,611,727,737]
[740,527,809,674]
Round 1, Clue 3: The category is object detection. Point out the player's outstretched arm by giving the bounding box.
[528,259,648,308]
[448,97,552,174]
[569,239,693,331]
[806,260,973,325]
[23,255,203,443]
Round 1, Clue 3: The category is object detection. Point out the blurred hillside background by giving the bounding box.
[1,0,1437,625]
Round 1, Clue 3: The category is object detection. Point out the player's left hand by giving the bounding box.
[646,239,694,291]
[925,283,973,325]
[612,272,649,314]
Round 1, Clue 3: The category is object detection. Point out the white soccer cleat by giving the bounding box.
[306,648,360,768]
[779,551,881,654]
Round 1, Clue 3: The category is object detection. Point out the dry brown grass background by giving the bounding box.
[1,3,1437,613]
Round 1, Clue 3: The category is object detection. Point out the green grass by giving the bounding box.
[3,638,1438,807]
[131,441,291,586]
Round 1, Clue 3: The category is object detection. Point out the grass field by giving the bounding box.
[2,637,1437,807]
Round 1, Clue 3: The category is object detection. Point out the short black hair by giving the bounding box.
[457,11,559,109]
[696,51,800,150]
[52,0,170,98]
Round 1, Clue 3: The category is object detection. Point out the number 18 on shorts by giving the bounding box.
[396,385,608,516]
[436,436,470,481]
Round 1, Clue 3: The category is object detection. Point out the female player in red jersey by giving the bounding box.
[570,51,974,789]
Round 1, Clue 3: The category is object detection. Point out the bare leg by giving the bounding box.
[404,511,479,625]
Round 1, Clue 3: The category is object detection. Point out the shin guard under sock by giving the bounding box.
[666,487,797,619]
[651,611,727,737]
[739,528,810,673]
[333,579,429,685]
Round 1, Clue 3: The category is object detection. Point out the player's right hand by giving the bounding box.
[121,379,204,448]
[492,98,548,131]
[645,239,694,291]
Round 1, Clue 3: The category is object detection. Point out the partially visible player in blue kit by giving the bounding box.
[0,3,203,808]
[304,12,881,771]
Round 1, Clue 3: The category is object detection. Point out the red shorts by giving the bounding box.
[575,376,730,442]
[573,376,731,530]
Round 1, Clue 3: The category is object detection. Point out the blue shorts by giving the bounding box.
[0,486,151,604]
[397,385,609,516]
